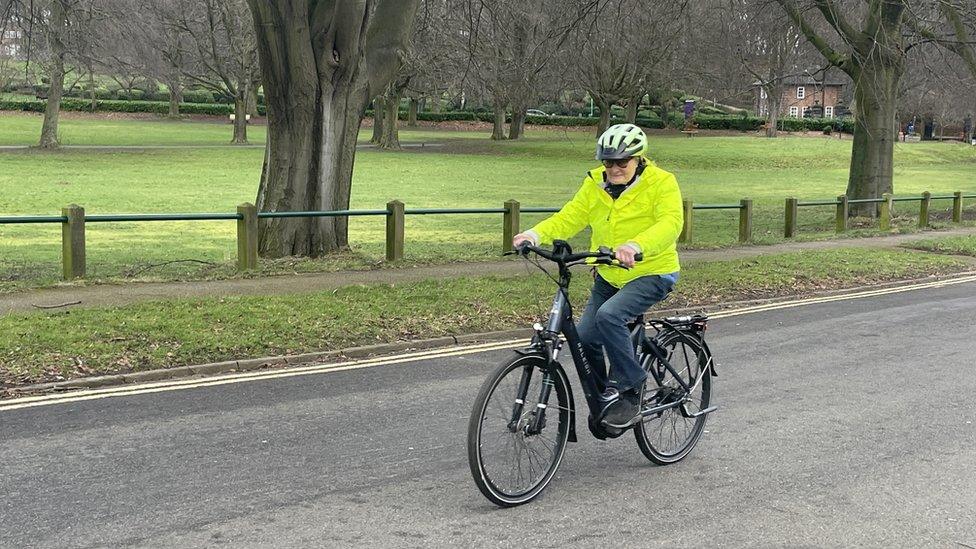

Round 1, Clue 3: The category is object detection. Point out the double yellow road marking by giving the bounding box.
[3,273,975,412]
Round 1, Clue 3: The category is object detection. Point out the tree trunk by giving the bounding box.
[407,97,418,127]
[377,90,401,150]
[370,97,385,143]
[491,100,507,140]
[846,66,902,217]
[232,95,249,144]
[248,85,260,117]
[256,79,368,257]
[765,87,781,138]
[247,0,419,257]
[625,94,641,124]
[508,105,526,140]
[87,66,96,113]
[596,98,611,136]
[168,81,183,117]
[39,0,67,149]
[659,102,672,129]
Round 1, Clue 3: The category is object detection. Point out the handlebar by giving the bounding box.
[506,242,643,269]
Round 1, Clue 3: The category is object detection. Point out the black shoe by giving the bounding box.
[602,390,640,427]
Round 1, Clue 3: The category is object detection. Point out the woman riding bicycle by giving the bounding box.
[513,123,683,426]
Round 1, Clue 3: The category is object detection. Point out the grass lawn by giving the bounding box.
[2,111,976,291]
[902,235,976,256]
[0,247,965,388]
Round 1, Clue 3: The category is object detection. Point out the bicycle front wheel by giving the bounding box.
[635,329,711,465]
[467,353,571,507]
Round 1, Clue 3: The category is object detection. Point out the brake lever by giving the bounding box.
[504,244,532,257]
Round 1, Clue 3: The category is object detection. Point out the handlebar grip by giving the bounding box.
[634,253,643,262]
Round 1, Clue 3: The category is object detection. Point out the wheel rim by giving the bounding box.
[476,361,569,500]
[640,335,708,458]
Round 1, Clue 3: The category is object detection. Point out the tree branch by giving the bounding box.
[364,0,420,97]
[814,0,860,45]
[937,0,976,78]
[774,0,853,74]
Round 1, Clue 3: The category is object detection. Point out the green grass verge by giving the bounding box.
[2,112,976,291]
[0,248,965,388]
[902,235,976,256]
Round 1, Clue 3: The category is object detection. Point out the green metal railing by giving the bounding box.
[1,192,973,281]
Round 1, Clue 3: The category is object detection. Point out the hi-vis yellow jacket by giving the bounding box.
[527,158,683,288]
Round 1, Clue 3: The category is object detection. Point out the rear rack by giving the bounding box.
[649,314,709,332]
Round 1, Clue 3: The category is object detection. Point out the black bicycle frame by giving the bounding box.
[511,241,711,438]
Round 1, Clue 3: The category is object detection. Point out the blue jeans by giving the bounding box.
[577,273,677,393]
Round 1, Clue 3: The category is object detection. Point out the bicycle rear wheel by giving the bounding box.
[467,353,571,507]
[635,329,711,465]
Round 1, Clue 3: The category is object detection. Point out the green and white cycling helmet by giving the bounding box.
[596,123,647,160]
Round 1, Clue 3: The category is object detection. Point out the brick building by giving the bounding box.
[755,76,847,118]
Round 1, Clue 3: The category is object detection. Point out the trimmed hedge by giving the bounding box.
[0,98,267,116]
[404,110,669,129]
[690,114,855,133]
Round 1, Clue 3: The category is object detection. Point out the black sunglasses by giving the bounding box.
[602,158,633,168]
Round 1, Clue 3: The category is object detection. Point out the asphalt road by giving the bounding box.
[2,281,975,548]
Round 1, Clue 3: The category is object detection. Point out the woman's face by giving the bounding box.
[603,157,638,184]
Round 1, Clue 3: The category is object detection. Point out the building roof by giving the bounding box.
[780,75,846,86]
[753,75,846,87]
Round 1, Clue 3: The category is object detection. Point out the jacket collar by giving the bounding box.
[588,157,654,207]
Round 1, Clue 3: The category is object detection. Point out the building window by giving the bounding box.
[789,106,799,117]
[796,86,805,99]
[825,106,833,118]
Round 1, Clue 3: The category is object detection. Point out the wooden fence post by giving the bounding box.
[236,203,258,271]
[785,197,798,238]
[738,198,753,243]
[386,200,405,261]
[502,199,520,252]
[919,191,931,228]
[952,191,963,223]
[61,204,86,280]
[679,199,693,244]
[835,195,849,233]
[880,193,893,230]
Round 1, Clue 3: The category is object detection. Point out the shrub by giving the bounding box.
[182,89,214,104]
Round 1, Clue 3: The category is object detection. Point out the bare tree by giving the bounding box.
[170,0,259,143]
[463,0,597,140]
[9,0,103,148]
[773,0,976,215]
[575,0,683,135]
[370,0,468,149]
[127,0,190,117]
[901,49,976,139]
[725,0,810,137]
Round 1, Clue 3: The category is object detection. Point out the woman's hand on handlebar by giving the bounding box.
[614,244,639,268]
[512,233,535,252]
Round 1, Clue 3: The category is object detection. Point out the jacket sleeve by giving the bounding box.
[527,179,592,244]
[629,174,683,256]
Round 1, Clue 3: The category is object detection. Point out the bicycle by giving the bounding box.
[466,240,718,507]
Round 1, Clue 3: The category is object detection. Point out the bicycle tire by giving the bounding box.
[467,353,571,507]
[634,329,711,465]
